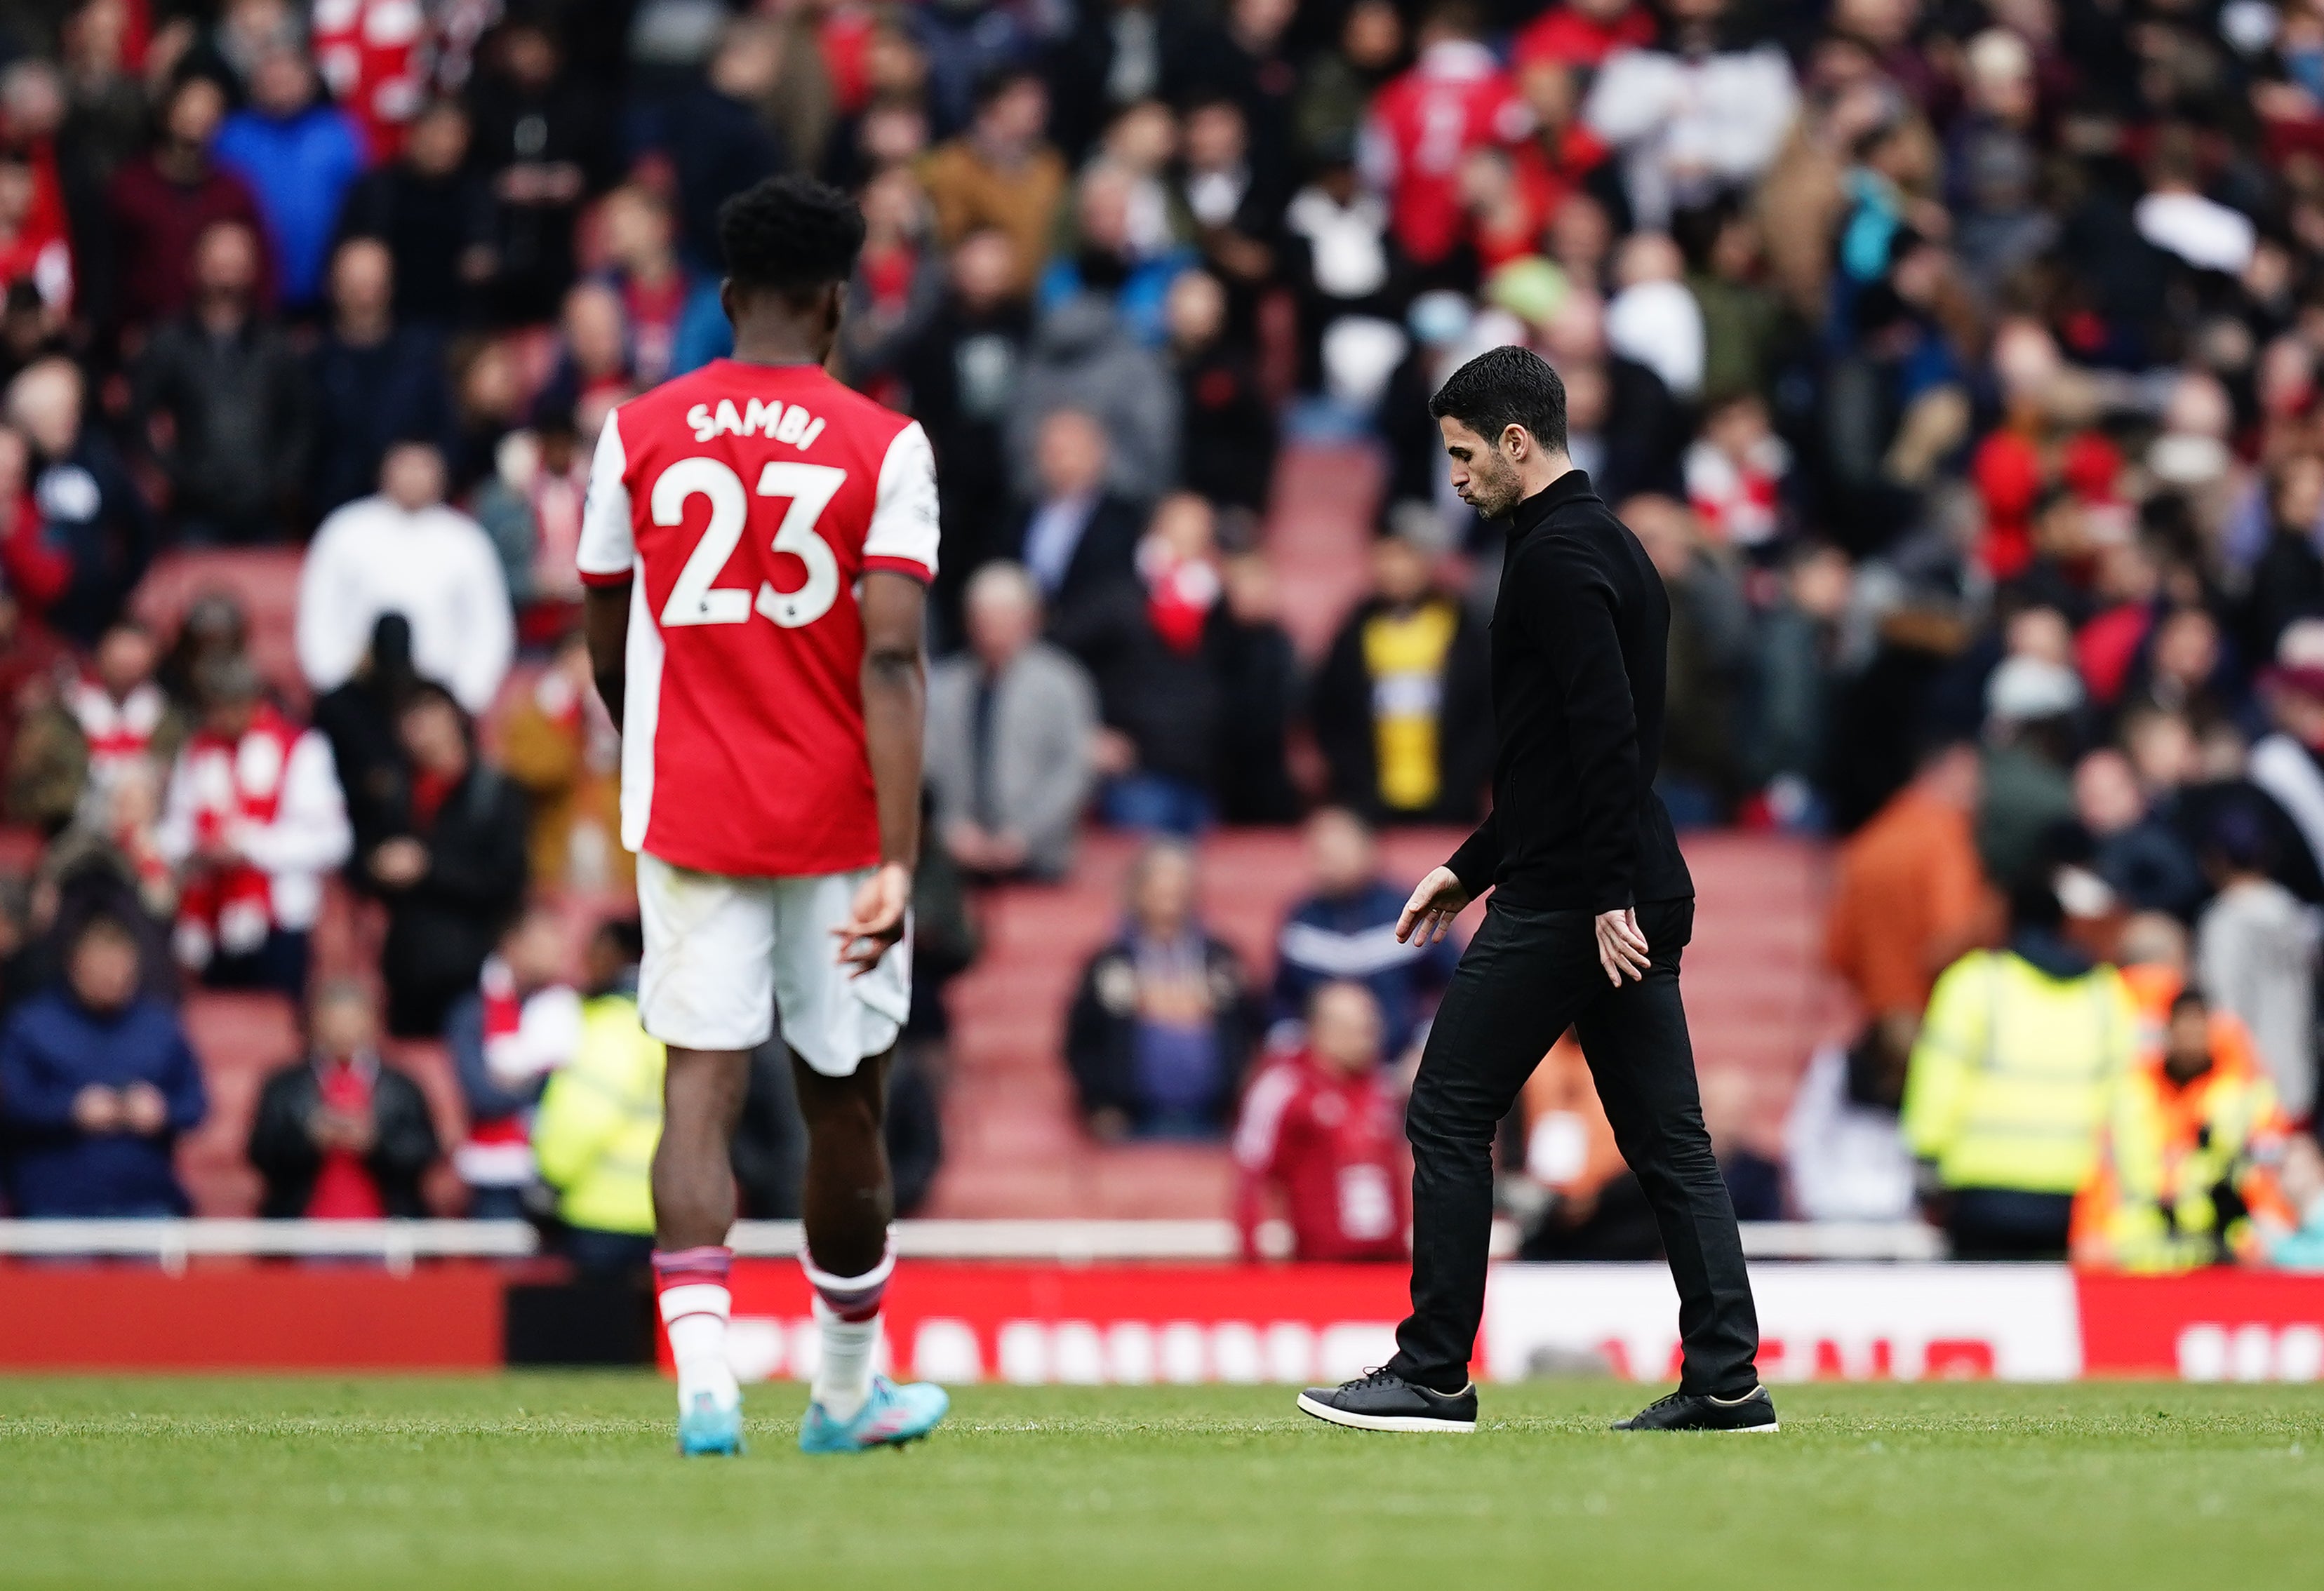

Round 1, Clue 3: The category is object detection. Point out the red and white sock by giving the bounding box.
[653,1246,738,1414]
[802,1240,895,1421]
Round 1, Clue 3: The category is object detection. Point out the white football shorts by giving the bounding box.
[635,852,911,1075]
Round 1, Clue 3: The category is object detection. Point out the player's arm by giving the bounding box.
[835,568,928,976]
[582,585,629,732]
[575,410,636,731]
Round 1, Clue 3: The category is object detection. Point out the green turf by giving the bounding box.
[3,1376,2321,1590]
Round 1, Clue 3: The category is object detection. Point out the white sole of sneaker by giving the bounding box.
[1295,1393,1476,1434]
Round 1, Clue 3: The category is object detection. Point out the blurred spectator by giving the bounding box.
[2240,455,2324,669]
[101,72,271,340]
[595,183,692,389]
[2072,990,2295,1273]
[1684,391,1790,555]
[248,979,439,1219]
[1785,1013,1919,1223]
[533,918,661,1274]
[213,39,365,312]
[1361,2,1523,271]
[1175,96,1281,330]
[1039,156,1196,349]
[893,227,1029,608]
[1008,407,1142,628]
[1268,806,1455,1063]
[2075,747,2203,920]
[1627,493,1752,824]
[1904,859,2138,1260]
[926,561,1098,883]
[662,18,789,273]
[65,619,180,817]
[1312,531,1491,826]
[1749,543,1850,826]
[6,356,151,646]
[310,611,419,867]
[0,911,203,1217]
[1233,979,1408,1262]
[296,439,514,715]
[1057,492,1232,835]
[1583,0,1797,231]
[1010,287,1179,506]
[447,904,583,1221]
[370,683,528,1039]
[498,626,626,894]
[156,654,351,998]
[1064,838,1257,1139]
[1044,0,1216,164]
[1292,0,1401,172]
[1166,268,1275,516]
[2195,801,2318,1125]
[838,164,944,387]
[335,97,495,328]
[921,67,1066,299]
[1284,143,1398,403]
[1514,1031,1658,1260]
[306,237,455,516]
[0,147,69,332]
[2267,1137,2324,1270]
[1824,738,1992,1030]
[467,14,607,322]
[1212,549,1302,825]
[130,217,309,544]
[1702,1066,1783,1221]
[471,411,587,634]
[1977,652,2084,891]
[2250,622,2324,892]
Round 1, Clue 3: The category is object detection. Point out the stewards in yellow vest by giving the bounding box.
[2072,988,2295,1273]
[533,923,664,1274]
[1903,871,2136,1258]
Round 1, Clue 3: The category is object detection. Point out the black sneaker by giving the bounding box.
[1297,1367,1478,1433]
[1612,1385,1779,1432]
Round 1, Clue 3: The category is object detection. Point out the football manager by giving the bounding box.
[1297,344,1773,1435]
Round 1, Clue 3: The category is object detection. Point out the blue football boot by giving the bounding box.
[797,1376,949,1454]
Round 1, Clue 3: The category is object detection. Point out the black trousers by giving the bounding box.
[1387,896,1762,1395]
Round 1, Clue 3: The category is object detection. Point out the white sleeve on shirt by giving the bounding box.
[294,504,367,695]
[575,408,636,584]
[862,419,940,579]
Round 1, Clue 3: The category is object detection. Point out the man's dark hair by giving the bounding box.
[1427,344,1568,457]
[717,174,867,301]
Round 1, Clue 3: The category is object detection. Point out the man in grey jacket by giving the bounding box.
[927,563,1099,881]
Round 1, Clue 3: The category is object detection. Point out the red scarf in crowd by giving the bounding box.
[453,955,538,1191]
[172,706,299,970]
[306,1054,387,1220]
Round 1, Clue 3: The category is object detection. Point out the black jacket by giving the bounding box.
[131,313,310,539]
[1064,932,1258,1133]
[1312,591,1494,824]
[1447,471,1692,913]
[380,764,529,1038]
[247,1056,439,1218]
[1011,494,1145,633]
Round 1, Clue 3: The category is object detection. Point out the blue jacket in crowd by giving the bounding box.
[215,103,366,306]
[0,992,206,1217]
[1269,880,1458,1057]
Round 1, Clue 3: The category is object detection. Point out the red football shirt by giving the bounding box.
[1362,39,1530,267]
[1234,1052,1410,1263]
[575,359,940,879]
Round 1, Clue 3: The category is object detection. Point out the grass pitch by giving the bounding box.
[3,1376,2320,1590]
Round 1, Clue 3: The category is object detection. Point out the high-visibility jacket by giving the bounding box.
[1902,948,2136,1195]
[530,993,665,1235]
[2071,1016,2295,1273]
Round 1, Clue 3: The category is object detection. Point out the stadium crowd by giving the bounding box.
[2,0,2324,1271]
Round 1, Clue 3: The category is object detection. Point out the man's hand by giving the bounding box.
[1594,908,1650,987]
[833,861,912,978]
[1396,866,1471,944]
[72,1084,122,1134]
[119,1082,169,1136]
[369,838,428,888]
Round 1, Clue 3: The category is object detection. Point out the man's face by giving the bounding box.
[400,699,467,776]
[381,444,446,513]
[312,994,375,1062]
[966,587,1036,669]
[1307,810,1375,896]
[2164,1007,2212,1082]
[1439,416,1524,518]
[69,928,139,1014]
[96,628,154,697]
[1309,985,1383,1075]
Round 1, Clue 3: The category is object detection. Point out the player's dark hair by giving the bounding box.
[1427,344,1568,457]
[717,174,867,302]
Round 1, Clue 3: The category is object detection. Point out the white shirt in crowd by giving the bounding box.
[295,492,516,714]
